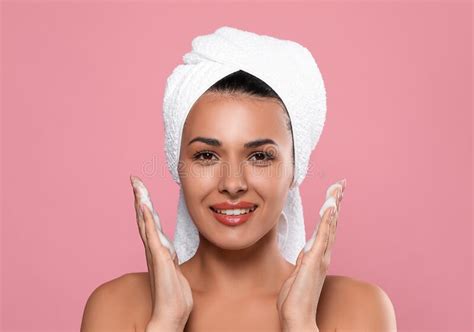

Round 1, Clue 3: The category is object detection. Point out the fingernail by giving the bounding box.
[340,178,347,191]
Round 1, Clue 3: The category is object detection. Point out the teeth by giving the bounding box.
[213,207,256,215]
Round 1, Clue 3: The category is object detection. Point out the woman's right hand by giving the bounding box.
[130,175,194,332]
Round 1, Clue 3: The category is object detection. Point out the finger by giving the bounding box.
[331,179,345,223]
[172,250,180,268]
[135,200,148,247]
[131,175,177,259]
[304,206,335,259]
[324,208,339,259]
[295,248,305,267]
[329,178,346,230]
[131,175,160,229]
[288,248,305,280]
[131,176,148,246]
[144,246,156,313]
[141,203,167,255]
[315,179,345,255]
[336,178,346,208]
[290,209,338,306]
[325,180,344,213]
[134,188,158,299]
[326,178,346,198]
[318,181,339,220]
[130,177,150,255]
[130,176,157,308]
[325,180,346,254]
[304,203,332,254]
[130,177,167,263]
[304,178,345,254]
[339,178,347,192]
[141,203,182,303]
[142,203,177,262]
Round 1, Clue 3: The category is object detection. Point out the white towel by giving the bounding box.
[163,26,327,265]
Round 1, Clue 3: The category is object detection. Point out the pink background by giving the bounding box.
[1,2,472,331]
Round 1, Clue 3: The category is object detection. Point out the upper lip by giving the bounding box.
[210,201,258,210]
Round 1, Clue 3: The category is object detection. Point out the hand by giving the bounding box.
[277,179,346,332]
[130,175,194,332]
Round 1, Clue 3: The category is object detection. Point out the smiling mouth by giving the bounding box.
[209,206,258,215]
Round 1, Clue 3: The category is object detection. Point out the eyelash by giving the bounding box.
[192,150,275,165]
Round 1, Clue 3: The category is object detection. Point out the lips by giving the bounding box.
[209,201,258,226]
[210,201,258,210]
[210,206,257,226]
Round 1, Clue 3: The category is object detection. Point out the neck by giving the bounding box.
[180,225,295,298]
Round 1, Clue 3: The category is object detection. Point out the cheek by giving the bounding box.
[180,164,218,211]
[179,158,218,186]
[250,169,290,207]
[181,174,216,199]
[248,157,293,191]
[252,176,288,199]
[180,177,213,227]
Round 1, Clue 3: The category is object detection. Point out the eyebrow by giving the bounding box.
[188,136,278,149]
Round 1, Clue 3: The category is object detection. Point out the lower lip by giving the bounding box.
[210,207,257,226]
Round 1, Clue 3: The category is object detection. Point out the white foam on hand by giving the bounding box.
[303,182,344,253]
[130,176,177,259]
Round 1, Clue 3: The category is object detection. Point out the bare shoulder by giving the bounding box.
[323,275,397,332]
[80,273,148,332]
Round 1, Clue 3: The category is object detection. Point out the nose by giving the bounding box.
[218,162,248,196]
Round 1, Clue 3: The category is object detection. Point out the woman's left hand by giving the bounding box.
[277,179,346,332]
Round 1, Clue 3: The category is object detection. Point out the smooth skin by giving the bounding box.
[80,92,397,332]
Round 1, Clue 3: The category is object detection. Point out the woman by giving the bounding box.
[81,27,397,332]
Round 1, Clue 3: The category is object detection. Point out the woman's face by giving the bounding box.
[178,91,294,250]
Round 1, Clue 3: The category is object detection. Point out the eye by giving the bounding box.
[249,151,275,165]
[192,150,218,163]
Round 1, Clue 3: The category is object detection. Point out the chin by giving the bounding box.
[197,224,262,251]
[213,240,260,252]
[208,231,256,249]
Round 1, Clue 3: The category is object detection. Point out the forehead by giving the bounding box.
[182,93,289,143]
